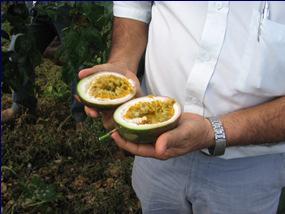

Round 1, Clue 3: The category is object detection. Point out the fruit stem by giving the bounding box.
[98,128,118,142]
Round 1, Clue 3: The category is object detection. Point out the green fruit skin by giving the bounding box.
[78,94,122,110]
[115,118,179,144]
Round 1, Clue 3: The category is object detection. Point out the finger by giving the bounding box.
[134,87,144,98]
[103,120,116,130]
[74,95,81,103]
[78,67,97,79]
[99,109,116,129]
[101,112,116,130]
[100,109,114,120]
[84,106,99,118]
[111,132,157,158]
[124,72,143,97]
[155,127,184,156]
[155,132,171,156]
[78,64,108,79]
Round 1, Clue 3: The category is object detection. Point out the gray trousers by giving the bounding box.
[132,151,285,214]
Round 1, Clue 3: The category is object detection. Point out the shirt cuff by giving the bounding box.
[113,1,152,23]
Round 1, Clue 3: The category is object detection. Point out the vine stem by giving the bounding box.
[2,166,17,175]
[98,128,118,142]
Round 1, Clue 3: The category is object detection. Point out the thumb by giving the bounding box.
[78,64,108,79]
[155,128,180,156]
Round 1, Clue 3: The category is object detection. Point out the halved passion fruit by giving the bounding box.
[113,96,181,143]
[77,71,136,109]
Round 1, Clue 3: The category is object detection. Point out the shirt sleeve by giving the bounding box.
[113,1,152,23]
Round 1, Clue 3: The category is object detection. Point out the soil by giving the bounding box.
[2,59,141,213]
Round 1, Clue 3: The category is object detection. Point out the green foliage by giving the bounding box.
[44,84,69,102]
[5,3,30,34]
[1,22,12,49]
[35,2,113,84]
[2,2,113,92]
[59,2,113,84]
[19,176,63,209]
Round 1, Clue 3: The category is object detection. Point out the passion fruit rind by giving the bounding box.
[116,119,179,144]
[113,96,182,144]
[77,71,136,109]
[77,95,122,110]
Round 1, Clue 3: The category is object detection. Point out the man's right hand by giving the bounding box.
[78,62,142,130]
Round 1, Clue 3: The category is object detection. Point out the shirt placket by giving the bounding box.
[184,1,229,116]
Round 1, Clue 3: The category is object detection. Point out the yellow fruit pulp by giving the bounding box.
[124,99,175,125]
[88,75,134,99]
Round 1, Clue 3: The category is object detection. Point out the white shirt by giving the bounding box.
[113,1,285,159]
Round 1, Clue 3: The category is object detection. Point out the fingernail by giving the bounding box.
[91,111,98,117]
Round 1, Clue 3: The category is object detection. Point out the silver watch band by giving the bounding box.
[207,117,227,156]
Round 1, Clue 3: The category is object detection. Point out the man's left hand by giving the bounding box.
[111,113,215,160]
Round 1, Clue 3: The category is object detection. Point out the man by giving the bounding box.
[79,2,285,213]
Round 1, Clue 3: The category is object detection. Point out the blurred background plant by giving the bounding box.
[1,1,112,99]
[34,2,113,84]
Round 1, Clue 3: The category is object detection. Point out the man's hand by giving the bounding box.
[78,17,148,130]
[111,113,215,160]
[78,62,142,130]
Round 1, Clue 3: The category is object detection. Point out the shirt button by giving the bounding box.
[215,2,224,10]
[203,53,211,62]
[200,51,211,62]
[187,96,200,104]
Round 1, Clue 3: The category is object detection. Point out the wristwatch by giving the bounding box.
[207,117,227,156]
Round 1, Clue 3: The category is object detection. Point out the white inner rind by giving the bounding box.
[114,96,181,130]
[77,71,136,105]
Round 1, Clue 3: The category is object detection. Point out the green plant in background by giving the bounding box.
[2,2,112,97]
[60,2,112,84]
[35,2,113,85]
[2,166,63,213]
[19,176,63,210]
